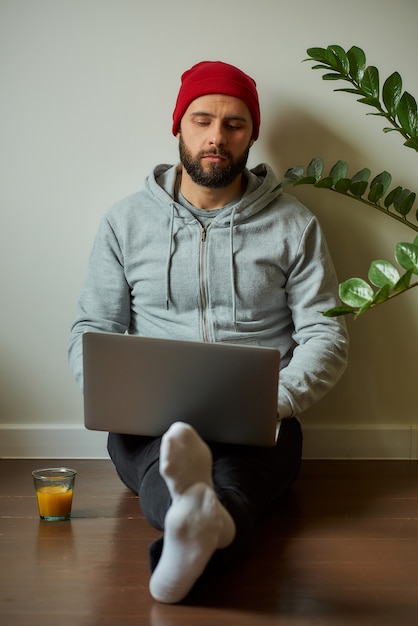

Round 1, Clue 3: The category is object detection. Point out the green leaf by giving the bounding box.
[334,178,351,193]
[339,278,374,307]
[322,305,356,317]
[404,136,418,150]
[383,186,402,208]
[351,168,371,183]
[357,96,381,108]
[334,88,362,95]
[355,299,373,318]
[368,260,400,288]
[393,267,413,291]
[306,158,324,180]
[347,46,366,83]
[395,242,418,274]
[293,176,317,186]
[311,64,333,71]
[306,47,333,65]
[328,45,350,74]
[360,66,380,98]
[399,191,416,217]
[322,73,346,81]
[314,177,334,189]
[370,284,391,305]
[393,190,415,216]
[382,72,402,117]
[368,183,384,203]
[367,171,392,203]
[284,166,304,181]
[329,160,348,184]
[397,91,418,137]
[370,171,392,194]
[350,180,368,197]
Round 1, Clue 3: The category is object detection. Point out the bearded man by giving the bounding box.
[68,61,348,604]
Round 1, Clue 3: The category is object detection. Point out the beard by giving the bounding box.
[178,134,250,189]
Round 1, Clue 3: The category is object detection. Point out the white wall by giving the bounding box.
[1,0,417,458]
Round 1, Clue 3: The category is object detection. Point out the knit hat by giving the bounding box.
[172,61,260,140]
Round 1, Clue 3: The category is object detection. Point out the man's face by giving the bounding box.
[177,94,254,189]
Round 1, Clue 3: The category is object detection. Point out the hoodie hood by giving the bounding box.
[147,162,283,225]
[145,163,283,320]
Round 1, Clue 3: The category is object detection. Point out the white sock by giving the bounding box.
[158,421,214,496]
[149,422,235,604]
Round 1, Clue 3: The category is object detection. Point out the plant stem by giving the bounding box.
[327,187,418,232]
[368,281,418,311]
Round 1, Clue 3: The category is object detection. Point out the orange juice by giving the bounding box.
[32,467,76,520]
[36,485,73,519]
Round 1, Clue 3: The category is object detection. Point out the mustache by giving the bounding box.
[199,148,230,158]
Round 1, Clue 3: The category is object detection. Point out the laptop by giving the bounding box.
[82,332,280,447]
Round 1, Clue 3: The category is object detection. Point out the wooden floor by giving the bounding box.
[1,459,418,626]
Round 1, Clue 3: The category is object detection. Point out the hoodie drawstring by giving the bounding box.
[166,202,239,330]
[166,204,175,310]
[229,205,238,331]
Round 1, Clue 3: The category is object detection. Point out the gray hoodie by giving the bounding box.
[68,162,348,420]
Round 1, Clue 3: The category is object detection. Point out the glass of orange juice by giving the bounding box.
[32,468,77,521]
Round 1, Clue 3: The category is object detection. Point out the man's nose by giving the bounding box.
[209,123,226,147]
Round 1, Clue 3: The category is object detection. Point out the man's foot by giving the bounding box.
[158,421,214,497]
[149,422,235,604]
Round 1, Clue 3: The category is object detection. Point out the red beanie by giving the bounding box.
[172,61,260,140]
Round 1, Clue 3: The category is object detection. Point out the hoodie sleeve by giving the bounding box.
[277,215,349,419]
[68,215,131,390]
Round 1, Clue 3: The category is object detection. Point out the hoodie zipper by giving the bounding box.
[199,225,210,342]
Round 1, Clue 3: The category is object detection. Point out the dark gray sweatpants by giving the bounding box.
[107,417,302,572]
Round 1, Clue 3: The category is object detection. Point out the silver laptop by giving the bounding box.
[82,332,280,447]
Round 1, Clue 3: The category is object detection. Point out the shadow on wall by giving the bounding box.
[265,104,417,429]
[267,104,364,178]
[266,104,378,274]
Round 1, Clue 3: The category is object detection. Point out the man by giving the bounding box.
[68,61,349,604]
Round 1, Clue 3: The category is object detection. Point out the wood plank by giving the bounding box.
[1,459,418,625]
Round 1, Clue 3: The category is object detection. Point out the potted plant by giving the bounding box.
[280,44,418,318]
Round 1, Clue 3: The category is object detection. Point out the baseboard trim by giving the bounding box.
[0,424,110,459]
[302,424,417,460]
[0,423,417,460]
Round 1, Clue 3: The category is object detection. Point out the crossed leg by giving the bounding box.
[149,422,236,604]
